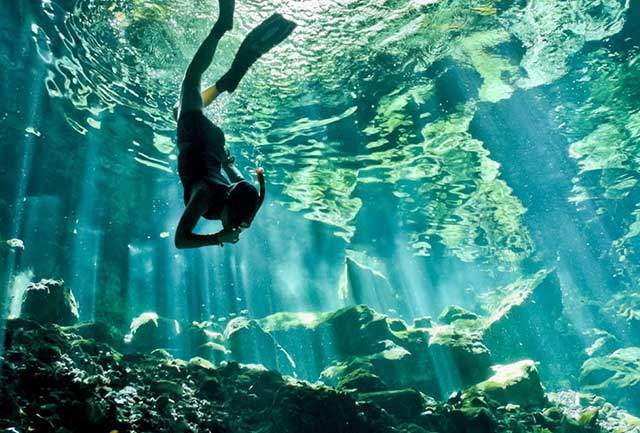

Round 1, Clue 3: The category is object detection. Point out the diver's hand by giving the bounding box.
[217,227,240,245]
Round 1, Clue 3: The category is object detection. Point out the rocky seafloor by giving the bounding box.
[1,270,639,433]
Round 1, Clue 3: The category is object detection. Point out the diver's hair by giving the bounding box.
[227,181,260,227]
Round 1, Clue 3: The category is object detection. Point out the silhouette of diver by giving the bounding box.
[174,0,296,249]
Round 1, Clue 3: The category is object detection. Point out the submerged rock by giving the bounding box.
[260,305,400,379]
[263,304,492,398]
[224,317,295,374]
[318,305,399,357]
[20,279,79,326]
[580,347,640,412]
[62,322,125,351]
[336,367,388,393]
[438,305,479,324]
[413,316,433,329]
[320,337,434,394]
[483,270,561,349]
[428,324,492,390]
[481,269,585,381]
[465,360,546,408]
[185,321,229,362]
[126,312,181,352]
[359,389,430,419]
[549,390,640,433]
[261,306,447,395]
[0,319,628,433]
[583,329,621,358]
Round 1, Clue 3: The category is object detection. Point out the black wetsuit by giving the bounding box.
[177,110,231,220]
[175,10,290,220]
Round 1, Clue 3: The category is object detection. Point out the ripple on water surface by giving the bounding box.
[29,0,639,268]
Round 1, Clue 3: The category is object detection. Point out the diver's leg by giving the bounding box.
[180,0,235,112]
[213,54,249,95]
[215,13,296,94]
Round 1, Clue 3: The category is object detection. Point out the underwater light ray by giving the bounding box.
[0,23,49,362]
[391,233,434,318]
[69,227,101,321]
[68,114,105,322]
[126,242,159,325]
[197,249,214,321]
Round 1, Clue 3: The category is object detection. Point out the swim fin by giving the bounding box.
[212,0,235,35]
[215,13,297,93]
[240,13,296,63]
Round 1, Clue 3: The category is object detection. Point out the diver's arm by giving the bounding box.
[175,183,222,249]
[223,162,245,183]
[221,147,245,182]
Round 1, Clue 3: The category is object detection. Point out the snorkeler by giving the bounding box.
[174,0,296,249]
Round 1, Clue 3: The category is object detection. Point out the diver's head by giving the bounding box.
[222,181,260,229]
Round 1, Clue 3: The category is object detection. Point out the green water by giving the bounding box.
[1,0,640,413]
[0,0,640,433]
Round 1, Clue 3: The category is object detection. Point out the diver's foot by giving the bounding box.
[214,0,235,33]
[214,13,296,94]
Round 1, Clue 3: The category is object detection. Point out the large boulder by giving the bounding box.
[320,336,436,394]
[465,360,546,408]
[263,304,492,398]
[320,318,492,399]
[260,306,435,394]
[20,279,79,326]
[428,324,492,393]
[224,317,295,374]
[184,321,229,363]
[580,347,640,412]
[62,322,125,352]
[125,312,181,353]
[318,305,401,358]
[259,305,401,380]
[358,389,430,419]
[481,270,585,382]
[413,316,433,329]
[438,306,479,324]
[335,368,388,393]
[482,270,561,352]
[258,310,329,380]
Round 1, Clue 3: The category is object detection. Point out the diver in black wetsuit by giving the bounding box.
[174,0,296,249]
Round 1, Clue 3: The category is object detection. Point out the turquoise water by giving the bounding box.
[1,0,639,396]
